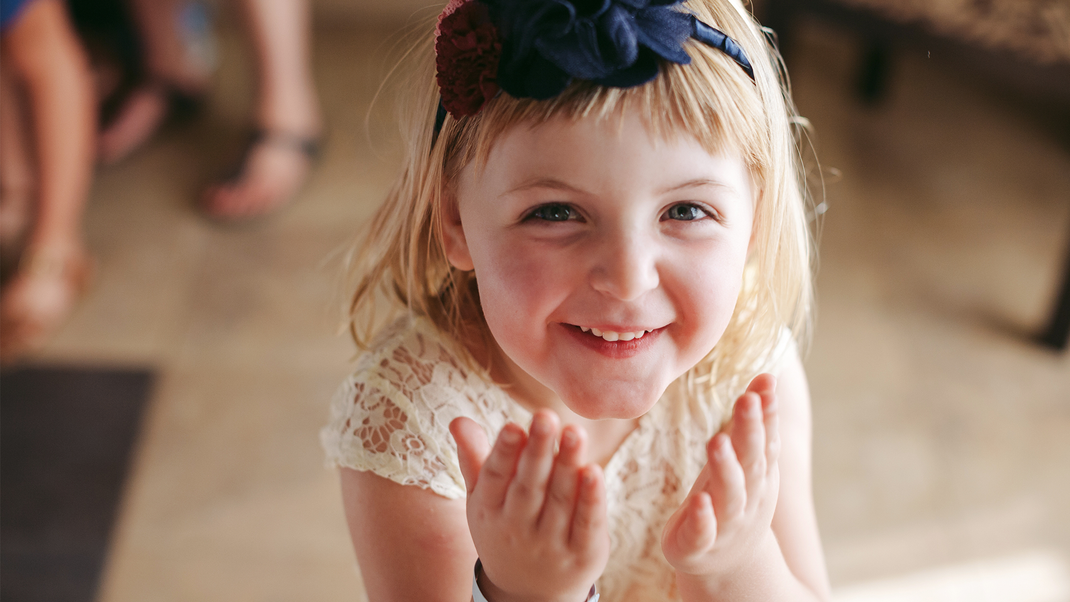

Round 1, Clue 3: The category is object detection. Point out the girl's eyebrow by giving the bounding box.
[659,178,738,195]
[503,177,587,196]
[503,177,739,197]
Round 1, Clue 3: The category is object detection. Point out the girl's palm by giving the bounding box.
[451,412,610,602]
[661,374,781,578]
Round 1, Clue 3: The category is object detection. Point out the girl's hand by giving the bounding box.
[450,412,610,602]
[661,374,781,583]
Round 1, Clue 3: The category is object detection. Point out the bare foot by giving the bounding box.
[0,244,92,363]
[200,130,319,221]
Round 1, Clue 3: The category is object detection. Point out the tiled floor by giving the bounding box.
[23,14,1070,602]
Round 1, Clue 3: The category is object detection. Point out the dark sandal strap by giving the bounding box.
[212,128,323,193]
[248,128,322,161]
[100,76,206,132]
[129,76,206,121]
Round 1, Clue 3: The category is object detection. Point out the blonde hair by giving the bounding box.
[347,0,814,416]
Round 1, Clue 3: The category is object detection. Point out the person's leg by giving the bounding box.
[97,0,210,164]
[0,66,36,262]
[0,0,96,361]
[201,0,321,220]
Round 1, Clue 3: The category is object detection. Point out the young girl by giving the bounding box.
[321,0,829,599]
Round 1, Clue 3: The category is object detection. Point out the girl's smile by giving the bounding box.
[564,323,664,357]
[442,109,755,421]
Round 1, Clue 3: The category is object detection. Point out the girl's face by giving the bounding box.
[443,109,755,420]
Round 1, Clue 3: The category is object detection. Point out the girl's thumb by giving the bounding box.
[450,416,491,494]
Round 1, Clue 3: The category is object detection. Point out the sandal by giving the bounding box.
[199,128,321,222]
[98,77,206,165]
[0,246,94,363]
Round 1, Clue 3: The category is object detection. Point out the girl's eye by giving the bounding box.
[528,204,575,222]
[663,203,709,221]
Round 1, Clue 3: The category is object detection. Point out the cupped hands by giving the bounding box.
[661,374,781,588]
[450,411,609,602]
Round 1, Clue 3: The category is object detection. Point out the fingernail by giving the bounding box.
[715,435,731,458]
[531,414,551,436]
[697,492,712,515]
[561,428,578,449]
[500,426,521,444]
[737,394,757,418]
[746,394,761,415]
[581,466,598,486]
[764,396,778,414]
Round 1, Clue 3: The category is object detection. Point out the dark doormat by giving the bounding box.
[1,365,155,602]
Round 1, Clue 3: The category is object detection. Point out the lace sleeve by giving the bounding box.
[320,317,529,500]
[320,371,467,499]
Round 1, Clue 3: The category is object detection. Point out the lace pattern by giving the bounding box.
[321,315,793,601]
[321,317,531,498]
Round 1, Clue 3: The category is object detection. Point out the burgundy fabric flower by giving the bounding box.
[435,1,502,118]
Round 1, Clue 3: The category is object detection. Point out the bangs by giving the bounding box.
[439,39,768,184]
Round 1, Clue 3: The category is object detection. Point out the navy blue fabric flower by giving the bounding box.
[482,0,695,99]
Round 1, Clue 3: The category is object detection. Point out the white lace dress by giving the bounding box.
[321,315,792,602]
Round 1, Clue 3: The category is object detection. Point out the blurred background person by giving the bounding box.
[98,0,321,221]
[0,0,96,362]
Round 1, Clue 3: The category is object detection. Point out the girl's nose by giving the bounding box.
[588,230,660,301]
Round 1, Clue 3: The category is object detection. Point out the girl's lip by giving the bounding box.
[566,323,663,334]
[559,323,664,358]
[575,325,657,333]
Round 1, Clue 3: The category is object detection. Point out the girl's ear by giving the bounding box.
[440,192,475,271]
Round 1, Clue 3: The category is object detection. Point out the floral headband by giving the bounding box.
[434,0,755,130]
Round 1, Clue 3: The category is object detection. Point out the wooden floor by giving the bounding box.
[25,16,1070,602]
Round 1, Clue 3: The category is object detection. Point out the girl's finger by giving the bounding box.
[762,389,780,467]
[721,374,773,440]
[746,373,777,397]
[675,492,717,556]
[570,465,607,553]
[473,422,527,508]
[705,433,746,522]
[450,417,491,495]
[730,392,767,499]
[539,425,586,535]
[504,411,559,520]
[745,373,780,469]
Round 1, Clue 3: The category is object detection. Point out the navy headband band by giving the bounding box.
[433,0,756,137]
[691,16,754,80]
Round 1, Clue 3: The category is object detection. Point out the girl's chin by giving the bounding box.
[558,384,666,420]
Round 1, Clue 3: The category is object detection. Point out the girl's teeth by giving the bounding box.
[578,326,650,342]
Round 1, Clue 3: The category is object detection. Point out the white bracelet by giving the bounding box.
[472,559,599,602]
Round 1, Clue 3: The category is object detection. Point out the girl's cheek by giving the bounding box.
[488,244,569,299]
[680,265,746,350]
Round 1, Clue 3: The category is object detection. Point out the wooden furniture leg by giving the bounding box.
[1040,222,1070,350]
